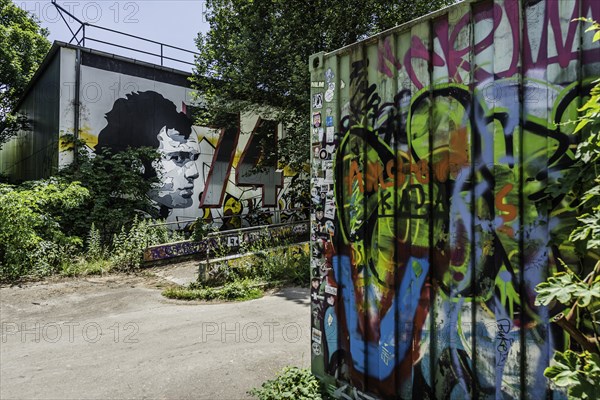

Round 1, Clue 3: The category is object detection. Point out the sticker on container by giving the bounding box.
[325,285,338,296]
[312,128,319,142]
[312,112,321,128]
[324,200,335,219]
[326,126,334,142]
[312,341,322,355]
[325,68,334,83]
[324,82,335,103]
[325,220,335,235]
[312,93,323,109]
[312,328,322,344]
[324,168,334,184]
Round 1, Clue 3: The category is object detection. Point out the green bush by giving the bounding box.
[190,217,216,242]
[0,179,89,281]
[248,367,323,400]
[58,146,160,243]
[248,245,311,287]
[110,216,185,270]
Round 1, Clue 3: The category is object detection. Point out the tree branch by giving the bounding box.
[553,312,600,354]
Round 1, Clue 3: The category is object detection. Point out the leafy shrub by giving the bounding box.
[248,367,323,400]
[535,18,600,399]
[58,146,160,243]
[110,216,185,270]
[0,179,89,281]
[543,350,600,399]
[190,217,216,241]
[86,223,107,261]
[250,245,310,287]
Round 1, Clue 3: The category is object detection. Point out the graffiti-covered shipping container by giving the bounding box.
[0,42,305,229]
[309,0,600,398]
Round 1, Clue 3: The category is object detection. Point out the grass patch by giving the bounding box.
[162,279,264,301]
[162,243,310,302]
[60,258,113,277]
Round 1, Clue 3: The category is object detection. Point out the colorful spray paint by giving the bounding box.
[309,0,600,398]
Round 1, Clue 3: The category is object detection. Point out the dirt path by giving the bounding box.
[0,272,310,399]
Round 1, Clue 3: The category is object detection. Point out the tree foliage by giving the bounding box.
[192,0,455,187]
[536,18,600,399]
[0,0,51,147]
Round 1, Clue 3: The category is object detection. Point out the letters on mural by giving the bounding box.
[310,0,600,398]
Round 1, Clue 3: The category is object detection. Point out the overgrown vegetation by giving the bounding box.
[58,146,161,241]
[0,179,88,280]
[535,18,600,399]
[0,147,183,282]
[162,243,310,301]
[163,279,264,302]
[248,366,324,400]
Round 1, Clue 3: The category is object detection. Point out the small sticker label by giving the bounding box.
[312,93,323,109]
[325,68,334,83]
[312,328,322,344]
[325,220,335,235]
[312,112,321,128]
[312,341,322,355]
[326,126,334,142]
[311,81,325,88]
[324,199,335,219]
[325,285,338,296]
[325,116,334,127]
[324,82,335,103]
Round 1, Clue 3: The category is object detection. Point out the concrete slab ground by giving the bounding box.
[0,273,310,399]
[149,260,200,286]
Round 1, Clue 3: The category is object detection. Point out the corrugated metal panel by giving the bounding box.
[0,51,60,181]
[309,0,600,398]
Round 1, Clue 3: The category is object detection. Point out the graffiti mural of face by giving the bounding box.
[150,126,200,208]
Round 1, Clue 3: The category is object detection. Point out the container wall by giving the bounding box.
[0,51,60,181]
[309,0,600,398]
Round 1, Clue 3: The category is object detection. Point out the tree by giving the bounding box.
[0,0,51,148]
[191,0,455,201]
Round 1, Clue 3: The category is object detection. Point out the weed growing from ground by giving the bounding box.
[248,366,324,400]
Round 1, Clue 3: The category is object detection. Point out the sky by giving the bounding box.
[13,0,210,72]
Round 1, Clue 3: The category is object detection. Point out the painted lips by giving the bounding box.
[180,188,194,198]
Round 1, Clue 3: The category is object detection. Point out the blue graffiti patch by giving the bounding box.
[336,255,430,380]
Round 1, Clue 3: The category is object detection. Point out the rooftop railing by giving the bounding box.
[51,0,200,69]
